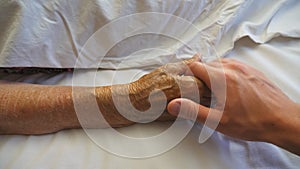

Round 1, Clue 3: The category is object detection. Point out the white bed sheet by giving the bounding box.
[1,0,299,69]
[0,0,246,68]
[0,36,300,169]
[1,0,300,168]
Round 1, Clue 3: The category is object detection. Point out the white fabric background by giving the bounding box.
[0,36,299,169]
[0,0,300,168]
[0,0,245,68]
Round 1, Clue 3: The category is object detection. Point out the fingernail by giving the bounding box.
[169,101,181,115]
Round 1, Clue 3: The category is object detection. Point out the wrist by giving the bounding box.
[95,86,135,127]
[129,73,179,122]
[265,102,300,155]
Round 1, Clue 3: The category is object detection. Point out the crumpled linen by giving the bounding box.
[1,36,300,168]
[0,0,245,68]
[1,0,299,69]
[0,0,300,169]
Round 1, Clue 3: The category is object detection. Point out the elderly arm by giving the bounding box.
[0,57,210,135]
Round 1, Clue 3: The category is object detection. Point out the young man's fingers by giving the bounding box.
[168,98,221,124]
[184,62,215,89]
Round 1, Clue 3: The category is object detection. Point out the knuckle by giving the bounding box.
[185,104,198,120]
[224,71,233,80]
[189,62,203,71]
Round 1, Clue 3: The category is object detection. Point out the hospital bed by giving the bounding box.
[0,0,300,168]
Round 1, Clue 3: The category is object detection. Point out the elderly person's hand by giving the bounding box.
[167,58,300,155]
[127,55,211,122]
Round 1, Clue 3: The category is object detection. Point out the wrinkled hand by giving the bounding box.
[129,55,211,122]
[167,58,299,143]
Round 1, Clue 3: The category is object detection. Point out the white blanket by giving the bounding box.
[0,0,244,68]
[0,0,300,168]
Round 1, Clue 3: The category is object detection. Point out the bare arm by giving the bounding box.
[0,57,210,135]
[0,83,83,134]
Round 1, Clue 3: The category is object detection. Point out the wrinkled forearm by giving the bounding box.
[0,82,135,134]
[0,69,209,135]
[0,83,81,134]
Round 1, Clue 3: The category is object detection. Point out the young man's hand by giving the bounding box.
[167,58,300,155]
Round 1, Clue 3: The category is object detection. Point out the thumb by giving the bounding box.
[167,98,211,123]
